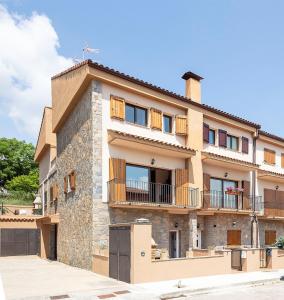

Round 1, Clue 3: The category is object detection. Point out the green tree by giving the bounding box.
[0,138,38,187]
[6,169,39,193]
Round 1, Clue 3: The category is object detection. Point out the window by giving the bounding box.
[125,103,147,126]
[210,178,238,209]
[227,135,239,151]
[242,137,249,154]
[209,129,215,145]
[126,164,149,190]
[264,148,276,165]
[163,115,172,133]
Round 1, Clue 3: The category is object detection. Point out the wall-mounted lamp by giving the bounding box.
[175,222,179,228]
[276,185,279,190]
[224,172,228,178]
[151,158,155,165]
[232,221,237,227]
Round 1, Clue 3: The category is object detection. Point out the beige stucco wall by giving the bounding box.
[130,223,233,283]
[35,107,56,162]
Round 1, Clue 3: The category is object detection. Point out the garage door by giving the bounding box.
[0,229,40,256]
[109,226,131,283]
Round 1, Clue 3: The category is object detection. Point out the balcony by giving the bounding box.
[201,190,263,212]
[108,179,199,210]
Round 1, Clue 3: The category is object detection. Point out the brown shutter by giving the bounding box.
[150,108,162,130]
[264,188,276,216]
[70,171,76,191]
[203,173,211,208]
[242,137,249,154]
[264,148,275,165]
[242,180,250,210]
[54,184,59,200]
[203,123,210,143]
[64,177,67,194]
[265,230,276,245]
[276,190,284,217]
[281,154,284,168]
[109,158,126,202]
[227,230,241,246]
[175,169,189,206]
[218,129,227,147]
[110,95,125,120]
[175,115,187,135]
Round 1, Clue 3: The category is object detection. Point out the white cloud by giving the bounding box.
[0,4,73,140]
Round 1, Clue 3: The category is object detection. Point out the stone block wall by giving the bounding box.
[202,214,252,247]
[56,82,95,270]
[258,220,284,247]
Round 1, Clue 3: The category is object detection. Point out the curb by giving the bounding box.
[160,277,282,299]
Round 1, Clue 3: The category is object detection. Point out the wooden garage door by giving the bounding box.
[265,230,276,246]
[227,230,241,246]
[0,229,40,256]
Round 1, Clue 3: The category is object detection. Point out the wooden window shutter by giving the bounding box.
[264,188,276,216]
[109,158,126,202]
[218,129,227,147]
[175,169,189,206]
[64,177,67,194]
[54,184,59,200]
[110,95,125,120]
[242,180,250,210]
[175,115,187,135]
[227,230,241,246]
[203,173,211,208]
[265,230,276,245]
[150,108,162,130]
[281,154,284,168]
[203,123,210,143]
[242,137,249,154]
[70,171,76,191]
[264,148,275,165]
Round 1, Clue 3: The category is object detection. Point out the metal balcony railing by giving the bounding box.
[202,190,263,211]
[108,179,199,208]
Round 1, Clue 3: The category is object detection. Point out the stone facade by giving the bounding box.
[258,220,284,247]
[202,214,252,247]
[56,82,96,270]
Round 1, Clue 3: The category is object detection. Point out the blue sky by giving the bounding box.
[1,0,284,144]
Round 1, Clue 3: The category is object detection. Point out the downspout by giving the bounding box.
[251,129,259,248]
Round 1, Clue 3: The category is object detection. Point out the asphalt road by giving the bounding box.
[190,281,284,300]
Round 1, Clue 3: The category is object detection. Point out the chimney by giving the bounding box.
[182,71,203,103]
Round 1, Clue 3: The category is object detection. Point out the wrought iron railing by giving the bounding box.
[202,190,263,211]
[108,179,199,208]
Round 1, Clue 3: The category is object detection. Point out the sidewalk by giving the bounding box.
[135,269,284,299]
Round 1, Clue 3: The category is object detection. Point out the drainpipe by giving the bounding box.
[252,130,259,248]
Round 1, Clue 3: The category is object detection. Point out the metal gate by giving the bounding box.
[109,225,131,283]
[231,249,242,271]
[260,248,268,268]
[0,229,40,256]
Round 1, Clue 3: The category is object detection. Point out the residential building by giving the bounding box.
[34,60,284,281]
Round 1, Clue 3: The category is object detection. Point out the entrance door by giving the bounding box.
[151,168,172,204]
[265,230,276,245]
[169,230,180,258]
[0,229,40,256]
[49,225,57,260]
[227,230,241,246]
[109,226,131,283]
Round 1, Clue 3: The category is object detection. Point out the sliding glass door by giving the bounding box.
[125,164,172,204]
[210,178,238,209]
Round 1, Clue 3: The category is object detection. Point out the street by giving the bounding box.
[190,281,284,300]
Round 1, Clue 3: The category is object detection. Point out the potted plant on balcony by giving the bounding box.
[225,187,244,196]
